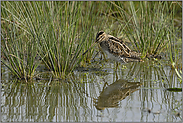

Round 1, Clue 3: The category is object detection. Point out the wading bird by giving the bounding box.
[83,31,143,63]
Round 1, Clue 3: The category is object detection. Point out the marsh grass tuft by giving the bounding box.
[1,1,109,80]
[1,1,42,81]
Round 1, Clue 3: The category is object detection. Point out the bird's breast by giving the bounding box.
[99,41,109,52]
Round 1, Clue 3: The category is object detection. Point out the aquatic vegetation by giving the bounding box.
[109,1,182,58]
[1,2,42,81]
[1,1,182,81]
[1,1,100,80]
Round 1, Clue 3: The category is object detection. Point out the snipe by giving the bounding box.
[83,31,143,63]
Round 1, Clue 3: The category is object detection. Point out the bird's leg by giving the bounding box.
[92,51,100,61]
[101,50,108,62]
[102,82,108,91]
[98,45,108,62]
[115,61,119,71]
[115,61,119,80]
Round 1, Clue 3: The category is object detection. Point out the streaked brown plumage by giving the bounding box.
[96,31,142,63]
[83,31,143,63]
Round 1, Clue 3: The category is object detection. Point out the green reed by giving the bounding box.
[108,1,182,81]
[1,1,42,81]
[1,1,181,81]
[1,1,108,80]
[36,1,104,78]
[110,1,181,58]
[165,2,182,81]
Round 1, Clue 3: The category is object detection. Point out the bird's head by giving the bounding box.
[96,31,106,43]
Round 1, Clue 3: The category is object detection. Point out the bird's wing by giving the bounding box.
[107,37,131,58]
[108,35,143,60]
[108,35,132,52]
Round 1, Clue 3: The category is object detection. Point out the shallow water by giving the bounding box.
[1,59,182,122]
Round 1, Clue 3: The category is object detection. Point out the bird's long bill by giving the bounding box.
[82,41,97,56]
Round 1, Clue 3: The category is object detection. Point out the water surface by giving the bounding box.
[1,60,182,122]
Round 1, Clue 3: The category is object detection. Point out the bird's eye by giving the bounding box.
[96,31,104,39]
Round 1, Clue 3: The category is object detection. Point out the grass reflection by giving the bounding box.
[1,61,182,122]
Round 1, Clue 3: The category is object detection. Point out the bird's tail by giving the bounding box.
[123,51,143,62]
[129,51,142,60]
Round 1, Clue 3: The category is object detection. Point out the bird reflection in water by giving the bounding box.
[93,79,142,111]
